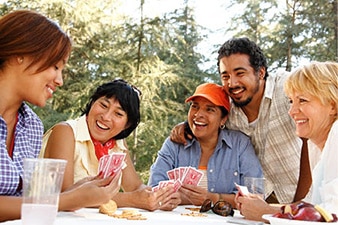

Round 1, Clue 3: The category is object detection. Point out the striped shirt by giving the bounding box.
[226,70,302,203]
[0,103,43,196]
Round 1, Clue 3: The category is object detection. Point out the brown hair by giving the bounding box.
[0,10,72,72]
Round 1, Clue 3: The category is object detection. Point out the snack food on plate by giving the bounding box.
[99,200,117,215]
[273,202,337,222]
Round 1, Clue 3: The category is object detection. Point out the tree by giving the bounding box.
[226,0,337,71]
[1,0,207,182]
[119,0,208,177]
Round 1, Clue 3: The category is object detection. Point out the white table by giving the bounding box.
[3,206,265,225]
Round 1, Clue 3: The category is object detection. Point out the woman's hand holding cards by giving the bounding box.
[98,153,126,178]
[179,183,209,205]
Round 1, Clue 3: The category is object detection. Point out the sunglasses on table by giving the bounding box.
[200,199,234,217]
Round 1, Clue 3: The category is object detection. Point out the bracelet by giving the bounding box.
[218,193,223,201]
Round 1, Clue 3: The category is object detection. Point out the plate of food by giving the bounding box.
[263,214,338,225]
[263,202,337,225]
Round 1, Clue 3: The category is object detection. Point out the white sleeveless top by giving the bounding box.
[40,115,126,183]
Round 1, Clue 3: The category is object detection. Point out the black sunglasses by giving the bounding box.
[200,199,234,217]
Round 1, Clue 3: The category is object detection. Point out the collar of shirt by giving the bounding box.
[73,115,92,142]
[184,129,233,152]
[264,69,289,99]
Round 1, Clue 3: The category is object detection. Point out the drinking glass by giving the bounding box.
[21,158,67,225]
[244,177,265,199]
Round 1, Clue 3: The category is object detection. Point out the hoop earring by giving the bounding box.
[220,124,226,130]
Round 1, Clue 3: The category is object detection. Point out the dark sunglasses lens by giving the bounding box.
[212,201,234,217]
[200,199,212,212]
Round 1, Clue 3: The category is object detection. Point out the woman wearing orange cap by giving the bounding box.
[148,83,262,209]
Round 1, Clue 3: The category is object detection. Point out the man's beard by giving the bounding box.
[233,97,253,107]
[230,78,260,108]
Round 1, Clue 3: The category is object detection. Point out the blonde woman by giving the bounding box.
[236,61,338,221]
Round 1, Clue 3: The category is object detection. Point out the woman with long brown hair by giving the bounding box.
[0,10,120,222]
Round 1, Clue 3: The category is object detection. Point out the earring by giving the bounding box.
[220,124,226,130]
[18,57,23,64]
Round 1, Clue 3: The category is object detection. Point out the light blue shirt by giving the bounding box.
[148,129,263,194]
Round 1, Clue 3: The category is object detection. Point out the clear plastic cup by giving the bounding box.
[21,158,67,225]
[244,177,265,199]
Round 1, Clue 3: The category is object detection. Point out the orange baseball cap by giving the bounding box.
[185,83,230,112]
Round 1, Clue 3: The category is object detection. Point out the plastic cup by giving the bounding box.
[21,158,67,225]
[244,177,265,199]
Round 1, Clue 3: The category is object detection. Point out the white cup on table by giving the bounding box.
[244,177,265,199]
[21,158,67,225]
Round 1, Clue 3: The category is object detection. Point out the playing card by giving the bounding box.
[152,185,159,192]
[179,167,187,182]
[181,167,203,186]
[104,152,126,178]
[155,166,203,193]
[98,152,126,178]
[158,180,165,189]
[98,154,110,175]
[166,169,176,180]
[173,179,182,192]
[159,180,174,189]
[174,168,180,182]
[153,179,176,192]
[234,182,250,196]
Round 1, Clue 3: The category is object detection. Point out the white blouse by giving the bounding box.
[306,120,338,214]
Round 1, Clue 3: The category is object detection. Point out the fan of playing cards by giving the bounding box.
[152,166,204,192]
[98,152,126,178]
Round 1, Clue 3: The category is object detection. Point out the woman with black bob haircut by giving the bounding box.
[41,78,178,211]
[82,79,141,140]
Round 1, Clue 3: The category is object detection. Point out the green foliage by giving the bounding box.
[0,0,206,180]
[227,0,337,71]
[28,103,70,131]
[2,0,336,183]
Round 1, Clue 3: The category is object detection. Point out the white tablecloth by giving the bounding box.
[3,206,265,225]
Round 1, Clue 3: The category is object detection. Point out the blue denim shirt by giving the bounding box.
[148,129,263,194]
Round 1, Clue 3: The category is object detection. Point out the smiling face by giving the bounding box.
[19,57,66,107]
[87,96,129,144]
[188,97,227,142]
[288,92,336,149]
[219,53,265,107]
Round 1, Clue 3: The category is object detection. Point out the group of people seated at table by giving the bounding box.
[0,9,337,222]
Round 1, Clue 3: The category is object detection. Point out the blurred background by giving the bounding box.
[1,0,336,183]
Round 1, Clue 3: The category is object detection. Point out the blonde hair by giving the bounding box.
[284,61,338,119]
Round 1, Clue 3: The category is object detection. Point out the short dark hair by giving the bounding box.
[82,79,141,140]
[217,37,269,79]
